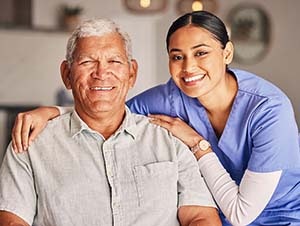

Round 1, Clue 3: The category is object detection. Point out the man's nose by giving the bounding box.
[92,61,108,79]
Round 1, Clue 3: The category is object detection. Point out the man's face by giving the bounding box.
[62,34,137,118]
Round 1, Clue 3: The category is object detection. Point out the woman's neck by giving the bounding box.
[198,71,238,137]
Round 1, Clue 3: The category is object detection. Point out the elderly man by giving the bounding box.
[0,18,220,226]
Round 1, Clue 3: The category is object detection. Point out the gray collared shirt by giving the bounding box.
[0,108,216,226]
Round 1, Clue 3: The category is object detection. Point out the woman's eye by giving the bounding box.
[172,55,183,61]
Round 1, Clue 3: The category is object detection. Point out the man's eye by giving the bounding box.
[109,60,122,64]
[195,51,207,57]
[80,60,93,65]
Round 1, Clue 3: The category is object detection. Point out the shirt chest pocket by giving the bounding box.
[133,161,178,208]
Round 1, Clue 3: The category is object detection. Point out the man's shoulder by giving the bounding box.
[128,112,187,147]
[35,113,72,140]
[129,112,171,136]
[46,112,71,128]
[129,112,156,128]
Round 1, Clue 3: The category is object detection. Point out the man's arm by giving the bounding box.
[174,136,221,225]
[178,206,221,226]
[0,211,29,226]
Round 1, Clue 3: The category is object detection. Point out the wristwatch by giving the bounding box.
[191,139,211,154]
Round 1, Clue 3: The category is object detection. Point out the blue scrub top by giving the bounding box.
[126,68,300,225]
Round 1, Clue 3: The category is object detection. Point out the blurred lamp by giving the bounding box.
[124,0,168,13]
[177,0,218,14]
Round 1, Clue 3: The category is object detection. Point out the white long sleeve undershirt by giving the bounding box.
[198,152,282,226]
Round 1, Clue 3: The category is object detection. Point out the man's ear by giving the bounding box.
[60,60,72,90]
[129,59,138,89]
[224,41,234,65]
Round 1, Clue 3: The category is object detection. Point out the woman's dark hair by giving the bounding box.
[166,11,229,51]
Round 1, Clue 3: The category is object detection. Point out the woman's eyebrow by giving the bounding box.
[169,43,210,53]
[191,43,210,49]
[169,48,181,53]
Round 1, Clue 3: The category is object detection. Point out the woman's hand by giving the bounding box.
[148,114,203,148]
[11,106,60,153]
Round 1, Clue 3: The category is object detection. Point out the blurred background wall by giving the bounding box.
[0,0,299,161]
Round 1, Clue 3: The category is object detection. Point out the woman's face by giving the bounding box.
[168,25,233,99]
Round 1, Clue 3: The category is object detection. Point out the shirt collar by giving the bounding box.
[70,106,137,140]
[70,110,95,138]
[118,106,137,139]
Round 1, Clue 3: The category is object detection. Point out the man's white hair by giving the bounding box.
[66,18,132,66]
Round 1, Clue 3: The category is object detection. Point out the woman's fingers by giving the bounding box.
[12,113,25,153]
[149,114,203,147]
[148,114,175,131]
[148,114,174,122]
[11,106,59,153]
[21,114,34,151]
[11,113,32,153]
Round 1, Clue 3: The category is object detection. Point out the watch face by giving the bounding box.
[199,140,210,151]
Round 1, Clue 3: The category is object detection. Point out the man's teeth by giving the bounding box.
[91,87,113,91]
[184,74,205,82]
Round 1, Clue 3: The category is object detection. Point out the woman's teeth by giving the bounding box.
[184,74,205,82]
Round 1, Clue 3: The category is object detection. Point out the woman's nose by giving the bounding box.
[182,57,198,73]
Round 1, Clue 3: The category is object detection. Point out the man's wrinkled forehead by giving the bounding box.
[72,35,129,62]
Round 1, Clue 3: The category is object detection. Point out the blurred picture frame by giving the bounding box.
[228,3,271,64]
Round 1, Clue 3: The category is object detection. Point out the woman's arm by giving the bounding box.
[199,153,281,226]
[12,106,72,152]
[0,211,29,226]
[149,114,282,225]
[178,206,221,226]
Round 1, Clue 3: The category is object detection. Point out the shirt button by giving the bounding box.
[107,170,113,177]
[113,202,120,208]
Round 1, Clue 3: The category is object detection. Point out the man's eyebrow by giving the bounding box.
[107,54,125,58]
[76,55,94,60]
[169,43,210,53]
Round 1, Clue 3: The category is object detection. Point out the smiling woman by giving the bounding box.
[127,11,300,225]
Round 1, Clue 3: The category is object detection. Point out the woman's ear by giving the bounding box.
[60,61,72,90]
[224,41,234,64]
[129,59,138,89]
